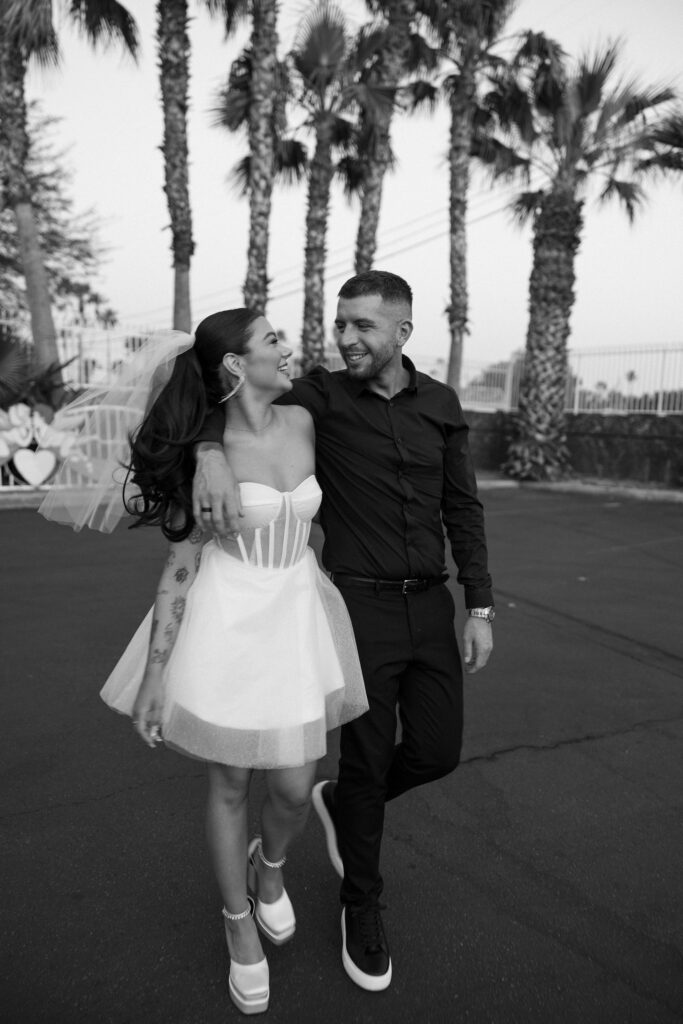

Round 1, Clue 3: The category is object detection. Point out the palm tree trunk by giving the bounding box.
[354,0,416,273]
[244,0,278,312]
[301,126,333,372]
[354,120,388,274]
[504,189,583,480]
[0,34,60,374]
[157,0,194,332]
[446,65,476,394]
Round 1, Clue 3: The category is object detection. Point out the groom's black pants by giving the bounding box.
[334,581,464,909]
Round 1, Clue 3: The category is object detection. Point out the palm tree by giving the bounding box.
[156,1,279,328]
[290,1,390,370]
[488,42,681,479]
[157,0,193,332]
[0,1,138,374]
[352,1,419,274]
[416,1,560,394]
[204,0,280,312]
[214,49,308,201]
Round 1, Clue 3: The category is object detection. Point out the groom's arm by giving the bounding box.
[192,367,332,533]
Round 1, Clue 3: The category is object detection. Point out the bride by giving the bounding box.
[41,309,367,1016]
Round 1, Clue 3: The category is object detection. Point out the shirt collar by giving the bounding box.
[344,354,419,398]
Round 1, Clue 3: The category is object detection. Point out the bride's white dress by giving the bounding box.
[100,475,368,767]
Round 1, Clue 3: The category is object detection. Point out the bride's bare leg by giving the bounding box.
[206,763,263,964]
[255,762,318,903]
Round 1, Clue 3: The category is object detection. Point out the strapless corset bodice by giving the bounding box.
[215,475,321,569]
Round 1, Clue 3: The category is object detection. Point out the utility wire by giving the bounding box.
[118,180,526,323]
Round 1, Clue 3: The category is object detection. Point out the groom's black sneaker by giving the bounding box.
[312,780,343,878]
[341,904,392,991]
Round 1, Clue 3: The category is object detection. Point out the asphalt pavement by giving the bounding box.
[2,485,682,1024]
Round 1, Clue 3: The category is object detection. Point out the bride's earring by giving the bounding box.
[219,373,245,403]
[219,355,245,403]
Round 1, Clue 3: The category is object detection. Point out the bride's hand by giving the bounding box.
[132,672,165,748]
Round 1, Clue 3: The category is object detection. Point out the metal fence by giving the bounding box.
[3,323,683,494]
[4,317,683,415]
[459,345,683,415]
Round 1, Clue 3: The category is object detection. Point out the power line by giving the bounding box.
[266,195,522,306]
[117,181,526,322]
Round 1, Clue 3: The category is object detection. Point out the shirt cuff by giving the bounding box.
[464,587,494,609]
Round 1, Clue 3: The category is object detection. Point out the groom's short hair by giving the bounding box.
[338,271,413,310]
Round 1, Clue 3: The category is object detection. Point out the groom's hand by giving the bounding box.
[192,443,243,536]
[462,616,493,674]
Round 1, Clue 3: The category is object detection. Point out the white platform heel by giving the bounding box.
[247,836,296,945]
[222,901,269,1015]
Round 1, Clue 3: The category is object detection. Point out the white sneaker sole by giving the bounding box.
[312,782,344,878]
[341,909,392,992]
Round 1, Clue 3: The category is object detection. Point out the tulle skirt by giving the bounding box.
[100,541,367,768]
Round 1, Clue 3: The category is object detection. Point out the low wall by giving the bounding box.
[466,410,683,488]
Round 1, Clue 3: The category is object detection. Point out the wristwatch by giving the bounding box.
[468,606,495,623]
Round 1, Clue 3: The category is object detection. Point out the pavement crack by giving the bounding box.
[387,800,683,1016]
[462,713,683,766]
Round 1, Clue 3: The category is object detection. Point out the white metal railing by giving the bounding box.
[3,326,683,494]
[460,345,683,415]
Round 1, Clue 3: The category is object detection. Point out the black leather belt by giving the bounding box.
[330,572,448,594]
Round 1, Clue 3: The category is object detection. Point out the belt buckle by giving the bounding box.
[402,578,421,594]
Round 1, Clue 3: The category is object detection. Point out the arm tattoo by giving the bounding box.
[171,596,186,622]
[150,646,169,665]
[174,566,189,583]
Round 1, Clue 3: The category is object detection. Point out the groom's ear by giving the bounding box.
[397,317,413,347]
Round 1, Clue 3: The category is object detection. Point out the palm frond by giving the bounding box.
[406,31,440,75]
[0,336,29,407]
[483,79,535,143]
[3,0,59,64]
[335,154,367,199]
[403,79,439,113]
[292,1,349,91]
[599,176,645,222]
[67,0,139,58]
[275,138,308,185]
[572,41,621,120]
[202,0,250,36]
[211,49,253,131]
[342,80,394,120]
[228,155,251,197]
[351,21,386,72]
[618,84,676,126]
[473,135,531,182]
[513,30,565,75]
[636,111,683,174]
[510,189,545,225]
[329,113,355,148]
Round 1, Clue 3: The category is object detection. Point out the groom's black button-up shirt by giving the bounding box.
[198,358,493,609]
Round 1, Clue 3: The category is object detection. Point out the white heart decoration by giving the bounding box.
[12,448,58,487]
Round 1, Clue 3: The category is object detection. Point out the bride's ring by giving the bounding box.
[201,507,212,513]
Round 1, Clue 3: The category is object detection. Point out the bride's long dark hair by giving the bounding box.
[125,308,261,541]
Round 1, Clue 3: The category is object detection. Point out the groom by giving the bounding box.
[193,270,494,991]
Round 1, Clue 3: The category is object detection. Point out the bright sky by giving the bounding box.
[26,0,683,374]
